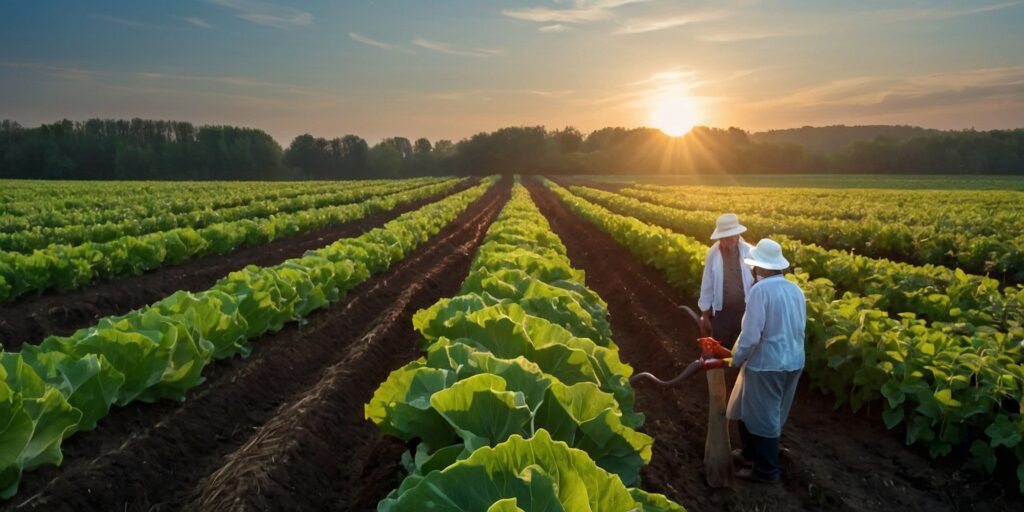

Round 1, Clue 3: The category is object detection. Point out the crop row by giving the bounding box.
[617,185,1024,281]
[0,177,497,499]
[364,181,683,511]
[572,184,1024,332]
[545,179,1024,492]
[0,179,463,303]
[0,178,441,252]
[0,179,365,229]
[627,183,1024,230]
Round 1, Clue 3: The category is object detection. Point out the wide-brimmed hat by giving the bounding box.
[744,238,789,270]
[710,213,747,240]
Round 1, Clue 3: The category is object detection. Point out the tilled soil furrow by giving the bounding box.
[0,179,477,351]
[190,188,502,511]
[524,179,983,512]
[7,180,507,512]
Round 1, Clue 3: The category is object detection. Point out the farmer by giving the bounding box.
[727,238,806,484]
[697,213,754,349]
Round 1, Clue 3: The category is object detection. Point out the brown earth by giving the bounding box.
[0,179,477,351]
[4,178,508,512]
[525,178,1022,512]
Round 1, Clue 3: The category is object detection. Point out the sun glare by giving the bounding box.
[649,96,700,137]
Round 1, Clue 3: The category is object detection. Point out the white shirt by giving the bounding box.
[697,239,754,313]
[731,275,806,371]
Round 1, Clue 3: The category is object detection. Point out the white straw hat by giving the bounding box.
[744,238,790,270]
[710,213,747,240]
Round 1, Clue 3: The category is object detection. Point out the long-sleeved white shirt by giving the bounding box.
[698,240,754,313]
[731,274,806,371]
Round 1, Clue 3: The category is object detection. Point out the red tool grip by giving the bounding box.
[698,337,732,359]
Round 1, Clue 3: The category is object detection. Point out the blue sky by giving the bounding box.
[2,0,1023,144]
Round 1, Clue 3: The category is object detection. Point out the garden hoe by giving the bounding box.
[629,305,734,488]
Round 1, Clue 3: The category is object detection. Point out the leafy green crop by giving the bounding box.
[366,181,683,511]
[0,353,82,498]
[0,179,439,253]
[378,430,683,512]
[368,337,651,484]
[570,184,1024,332]
[547,179,1024,492]
[0,178,497,499]
[0,178,463,303]
[619,183,1024,281]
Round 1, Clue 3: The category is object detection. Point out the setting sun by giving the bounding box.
[649,96,700,137]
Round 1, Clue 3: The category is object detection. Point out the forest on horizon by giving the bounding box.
[1,118,1021,180]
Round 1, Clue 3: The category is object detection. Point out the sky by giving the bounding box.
[2,0,1023,145]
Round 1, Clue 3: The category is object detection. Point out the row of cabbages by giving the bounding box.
[571,185,1024,331]
[0,178,495,499]
[366,181,685,511]
[0,178,441,252]
[0,178,461,302]
[547,179,1024,493]
[620,184,1024,282]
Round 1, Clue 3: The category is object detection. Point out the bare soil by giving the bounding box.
[0,179,476,351]
[4,179,508,512]
[525,178,1021,512]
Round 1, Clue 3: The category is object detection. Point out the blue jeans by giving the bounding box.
[739,421,780,477]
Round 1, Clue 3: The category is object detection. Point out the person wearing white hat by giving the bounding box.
[697,213,754,349]
[725,238,806,484]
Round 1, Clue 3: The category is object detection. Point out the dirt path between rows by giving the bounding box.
[526,178,1019,512]
[0,179,477,351]
[6,179,508,512]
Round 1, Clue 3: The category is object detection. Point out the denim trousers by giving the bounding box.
[738,420,780,477]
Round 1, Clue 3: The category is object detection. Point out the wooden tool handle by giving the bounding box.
[704,368,733,488]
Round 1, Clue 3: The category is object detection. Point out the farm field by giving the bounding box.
[1,175,1022,511]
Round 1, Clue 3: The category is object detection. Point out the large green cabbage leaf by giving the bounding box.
[378,430,682,512]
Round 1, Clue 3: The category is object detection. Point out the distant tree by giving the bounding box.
[453,126,547,175]
[366,142,403,178]
[285,134,319,174]
[549,126,583,154]
[338,134,369,177]
[414,137,432,155]
[433,139,454,154]
[382,137,413,159]
[1,119,1021,179]
[0,118,284,180]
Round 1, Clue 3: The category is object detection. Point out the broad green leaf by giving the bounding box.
[933,388,961,408]
[985,415,1022,448]
[882,406,904,429]
[430,374,531,453]
[970,440,997,474]
[30,351,124,431]
[379,430,668,512]
[487,498,529,512]
[629,488,688,512]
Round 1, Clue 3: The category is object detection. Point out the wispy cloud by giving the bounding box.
[0,61,100,83]
[879,1,1022,22]
[0,60,335,100]
[94,15,147,29]
[182,17,213,29]
[616,10,731,34]
[208,0,313,28]
[423,88,577,101]
[695,27,818,43]
[349,32,414,53]
[746,67,1024,117]
[696,1,1023,43]
[504,0,652,25]
[538,24,570,33]
[411,38,503,58]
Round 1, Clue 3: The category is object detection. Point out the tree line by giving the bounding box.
[1,118,1022,180]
